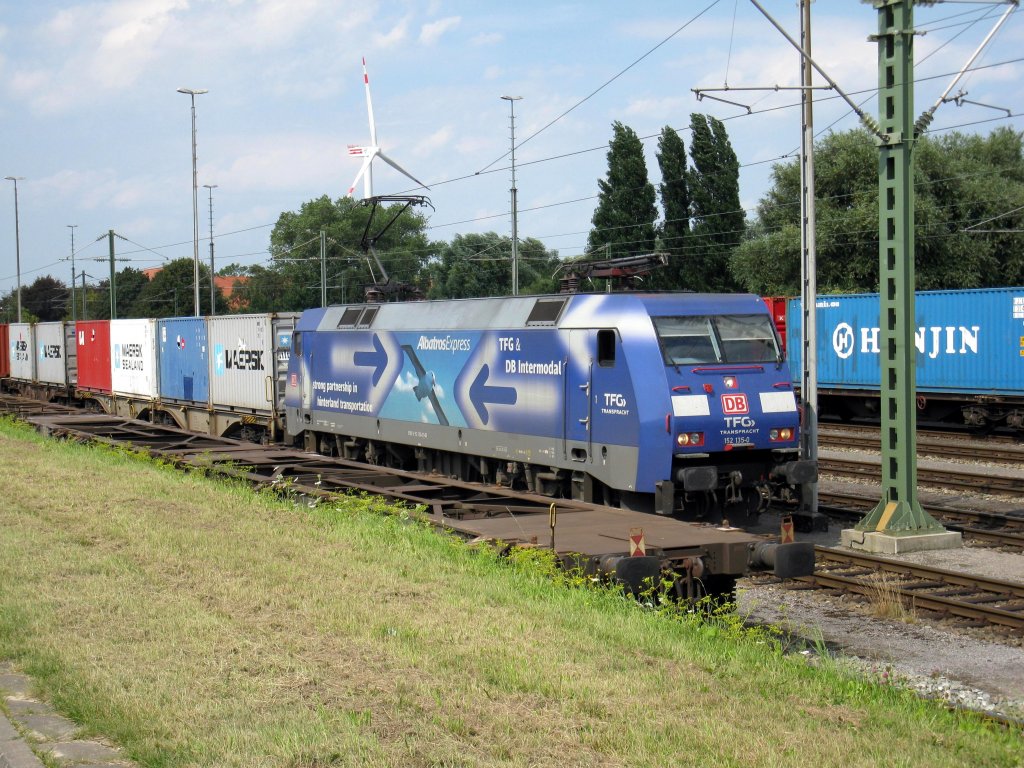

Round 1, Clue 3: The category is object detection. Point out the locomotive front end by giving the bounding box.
[651,306,816,520]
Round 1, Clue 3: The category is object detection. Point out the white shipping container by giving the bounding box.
[208,314,275,411]
[8,323,34,380]
[110,318,158,397]
[35,322,68,385]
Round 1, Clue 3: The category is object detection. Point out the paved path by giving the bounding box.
[0,662,136,768]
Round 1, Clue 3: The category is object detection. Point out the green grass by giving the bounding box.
[0,416,1019,767]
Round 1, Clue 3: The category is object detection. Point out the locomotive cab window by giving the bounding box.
[654,314,779,365]
[654,316,719,364]
[715,314,779,363]
[597,329,615,367]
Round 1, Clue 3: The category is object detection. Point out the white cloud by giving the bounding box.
[483,65,502,80]
[414,126,453,157]
[220,133,344,191]
[374,17,409,48]
[93,0,187,88]
[419,16,460,46]
[472,32,502,47]
[624,96,689,118]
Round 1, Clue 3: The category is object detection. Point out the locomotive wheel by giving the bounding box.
[681,491,718,522]
[696,574,738,603]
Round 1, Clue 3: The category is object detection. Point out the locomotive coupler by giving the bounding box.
[725,470,743,504]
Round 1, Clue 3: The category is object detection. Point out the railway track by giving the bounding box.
[791,547,1024,635]
[818,450,1024,497]
[819,424,1024,464]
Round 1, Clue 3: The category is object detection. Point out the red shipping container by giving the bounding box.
[76,320,112,393]
[762,296,788,356]
[0,324,9,378]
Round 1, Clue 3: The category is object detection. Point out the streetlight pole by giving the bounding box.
[500,96,522,296]
[177,87,208,317]
[203,183,218,316]
[4,176,24,322]
[67,224,78,321]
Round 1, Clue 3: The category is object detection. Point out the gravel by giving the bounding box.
[737,577,1024,719]
[739,489,1024,721]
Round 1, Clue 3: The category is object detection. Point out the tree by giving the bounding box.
[688,114,744,292]
[425,233,560,299]
[730,127,1024,294]
[21,276,67,322]
[587,121,658,259]
[113,268,151,318]
[236,195,438,311]
[0,288,38,323]
[128,259,227,318]
[652,126,691,290]
[217,263,253,277]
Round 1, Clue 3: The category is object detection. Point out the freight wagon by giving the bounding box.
[786,286,1024,429]
[3,313,298,441]
[85,313,297,439]
[3,321,77,401]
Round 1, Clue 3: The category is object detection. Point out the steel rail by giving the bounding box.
[819,429,1024,463]
[819,455,1024,496]
[794,547,1024,632]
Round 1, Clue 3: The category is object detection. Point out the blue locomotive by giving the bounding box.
[285,292,815,519]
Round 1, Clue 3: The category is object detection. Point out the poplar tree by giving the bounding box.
[654,125,691,290]
[586,121,657,259]
[688,114,743,292]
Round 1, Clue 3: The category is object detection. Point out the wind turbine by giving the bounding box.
[346,58,430,199]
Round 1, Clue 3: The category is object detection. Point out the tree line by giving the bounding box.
[3,120,1023,322]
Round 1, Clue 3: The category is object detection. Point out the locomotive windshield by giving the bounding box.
[653,314,780,364]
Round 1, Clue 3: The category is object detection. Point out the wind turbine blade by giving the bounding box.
[362,57,377,146]
[376,151,431,191]
[346,155,374,198]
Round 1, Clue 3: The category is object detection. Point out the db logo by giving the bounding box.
[721,394,748,415]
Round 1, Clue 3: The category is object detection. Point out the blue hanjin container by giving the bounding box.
[158,316,210,405]
[787,287,1024,396]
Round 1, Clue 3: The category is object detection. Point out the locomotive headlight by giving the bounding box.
[723,375,737,389]
[677,432,704,447]
[770,427,794,442]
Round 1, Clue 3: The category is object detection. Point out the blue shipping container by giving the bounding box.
[787,287,1024,396]
[158,317,210,404]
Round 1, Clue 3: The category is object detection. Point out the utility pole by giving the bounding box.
[81,271,87,320]
[204,184,218,316]
[177,87,208,317]
[852,0,951,545]
[501,95,523,296]
[4,176,24,322]
[68,224,78,322]
[798,0,819,517]
[108,230,117,320]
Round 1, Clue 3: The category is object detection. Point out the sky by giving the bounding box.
[1,0,1022,300]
